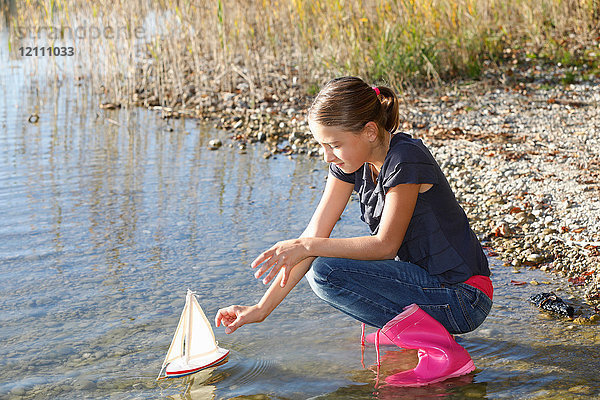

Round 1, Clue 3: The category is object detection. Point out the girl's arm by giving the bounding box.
[306,183,420,260]
[215,257,314,334]
[252,183,420,283]
[215,173,354,333]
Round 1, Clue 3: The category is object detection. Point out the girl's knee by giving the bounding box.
[306,257,340,295]
[307,257,343,282]
[306,257,327,286]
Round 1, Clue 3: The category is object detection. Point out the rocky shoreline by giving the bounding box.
[115,68,600,312]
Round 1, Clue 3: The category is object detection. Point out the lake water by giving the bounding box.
[1,33,600,400]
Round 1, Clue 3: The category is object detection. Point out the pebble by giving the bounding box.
[527,254,544,263]
[94,351,106,359]
[73,379,96,390]
[10,388,26,396]
[474,328,501,337]
[208,139,223,150]
[568,385,592,394]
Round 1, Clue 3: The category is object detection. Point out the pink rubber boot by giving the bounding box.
[380,303,475,386]
[364,331,395,346]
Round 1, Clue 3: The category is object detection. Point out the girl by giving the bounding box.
[215,76,493,387]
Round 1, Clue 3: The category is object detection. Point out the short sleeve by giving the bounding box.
[328,163,356,184]
[381,144,439,190]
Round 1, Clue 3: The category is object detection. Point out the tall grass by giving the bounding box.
[2,0,598,106]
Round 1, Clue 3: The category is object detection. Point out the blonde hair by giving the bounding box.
[308,76,400,141]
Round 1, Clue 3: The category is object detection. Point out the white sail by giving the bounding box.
[188,293,219,360]
[162,301,188,365]
[158,289,229,379]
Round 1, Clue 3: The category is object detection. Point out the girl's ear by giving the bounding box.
[364,121,379,142]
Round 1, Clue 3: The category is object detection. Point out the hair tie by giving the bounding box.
[372,86,380,96]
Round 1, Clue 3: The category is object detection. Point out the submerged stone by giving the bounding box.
[529,292,574,318]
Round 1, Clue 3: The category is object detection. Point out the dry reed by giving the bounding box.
[2,0,598,106]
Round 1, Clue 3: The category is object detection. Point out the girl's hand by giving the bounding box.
[251,238,310,287]
[215,304,265,334]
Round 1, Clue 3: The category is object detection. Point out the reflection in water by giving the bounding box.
[2,44,600,400]
[1,0,17,28]
[312,344,487,399]
[319,367,486,400]
[158,369,217,400]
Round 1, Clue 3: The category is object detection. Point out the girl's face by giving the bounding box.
[309,121,376,174]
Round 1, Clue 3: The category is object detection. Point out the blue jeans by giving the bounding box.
[305,257,492,335]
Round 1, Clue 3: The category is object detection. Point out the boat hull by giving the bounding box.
[165,347,229,378]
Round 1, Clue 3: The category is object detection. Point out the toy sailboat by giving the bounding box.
[157,290,230,379]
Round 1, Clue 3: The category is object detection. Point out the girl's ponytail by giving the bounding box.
[308,77,400,142]
[374,86,400,134]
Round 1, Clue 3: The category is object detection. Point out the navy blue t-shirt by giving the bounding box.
[329,132,490,284]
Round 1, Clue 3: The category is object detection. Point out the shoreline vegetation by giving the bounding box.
[2,1,599,311]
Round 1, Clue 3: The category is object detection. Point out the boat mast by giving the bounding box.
[186,290,193,364]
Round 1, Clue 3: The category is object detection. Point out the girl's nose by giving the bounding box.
[322,146,335,163]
